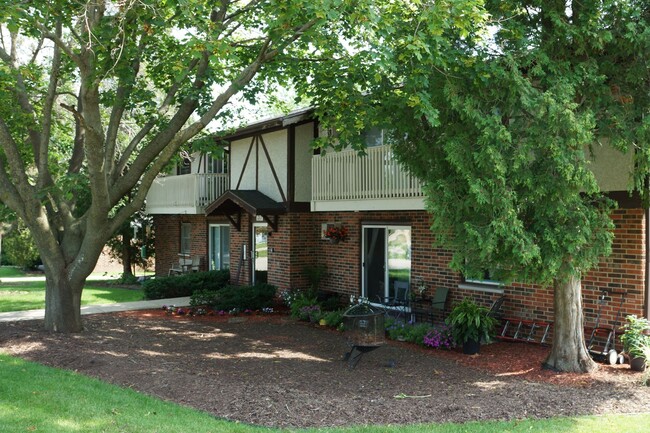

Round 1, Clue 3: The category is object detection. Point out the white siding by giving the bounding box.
[294,122,315,202]
[588,143,633,192]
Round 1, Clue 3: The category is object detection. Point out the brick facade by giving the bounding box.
[153,205,647,331]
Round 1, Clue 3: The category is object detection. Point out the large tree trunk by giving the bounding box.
[543,274,598,373]
[43,269,83,333]
[122,229,134,278]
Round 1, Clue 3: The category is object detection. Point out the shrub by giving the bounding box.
[143,270,230,299]
[191,283,277,311]
[299,305,322,322]
[3,227,40,270]
[189,289,221,308]
[405,323,431,346]
[323,310,344,328]
[318,292,342,311]
[290,293,319,318]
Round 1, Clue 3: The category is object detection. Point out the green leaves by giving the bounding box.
[364,0,650,286]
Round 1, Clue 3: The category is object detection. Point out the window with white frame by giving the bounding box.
[180,223,191,256]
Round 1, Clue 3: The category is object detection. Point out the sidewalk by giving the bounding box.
[0,297,191,322]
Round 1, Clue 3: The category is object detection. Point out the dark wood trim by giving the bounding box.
[236,136,255,190]
[287,124,296,204]
[605,190,643,209]
[285,202,311,212]
[313,119,321,155]
[214,111,314,142]
[360,219,413,227]
[262,214,279,232]
[259,135,287,203]
[225,211,242,231]
[255,135,260,190]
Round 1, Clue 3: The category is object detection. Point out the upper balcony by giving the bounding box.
[311,145,425,212]
[145,173,229,215]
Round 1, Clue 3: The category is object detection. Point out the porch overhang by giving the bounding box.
[205,190,285,232]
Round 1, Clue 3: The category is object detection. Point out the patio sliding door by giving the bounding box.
[362,225,411,303]
[209,224,230,270]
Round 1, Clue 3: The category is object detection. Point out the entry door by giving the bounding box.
[362,226,411,302]
[209,224,230,270]
[252,223,268,284]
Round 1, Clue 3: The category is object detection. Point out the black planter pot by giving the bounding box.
[630,356,647,372]
[462,339,481,355]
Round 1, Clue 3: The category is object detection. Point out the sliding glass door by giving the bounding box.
[362,225,411,303]
[209,224,230,270]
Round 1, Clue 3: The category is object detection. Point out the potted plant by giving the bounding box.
[446,298,497,355]
[620,315,650,371]
[323,225,348,244]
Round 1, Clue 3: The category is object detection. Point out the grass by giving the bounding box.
[0,270,143,313]
[0,353,648,433]
[0,266,26,278]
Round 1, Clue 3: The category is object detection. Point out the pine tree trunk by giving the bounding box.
[43,270,83,333]
[543,274,597,373]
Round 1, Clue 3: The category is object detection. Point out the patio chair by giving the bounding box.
[428,287,449,322]
[488,295,506,320]
[379,281,410,321]
[190,255,201,272]
[168,260,184,276]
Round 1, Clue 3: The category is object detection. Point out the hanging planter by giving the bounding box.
[323,225,348,243]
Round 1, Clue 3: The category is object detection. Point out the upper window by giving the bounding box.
[464,268,501,286]
[177,158,191,175]
[207,154,228,174]
[180,223,191,256]
[362,127,384,147]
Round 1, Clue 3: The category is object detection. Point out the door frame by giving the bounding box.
[208,223,230,271]
[361,224,411,303]
[251,221,269,285]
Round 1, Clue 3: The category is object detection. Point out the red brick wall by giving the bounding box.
[153,214,229,276]
[153,206,647,331]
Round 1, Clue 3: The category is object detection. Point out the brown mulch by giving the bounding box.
[1,310,649,429]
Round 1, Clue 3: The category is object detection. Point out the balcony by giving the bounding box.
[311,145,425,212]
[145,173,229,214]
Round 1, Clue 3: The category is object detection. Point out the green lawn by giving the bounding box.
[0,353,648,433]
[0,277,143,313]
[0,266,26,278]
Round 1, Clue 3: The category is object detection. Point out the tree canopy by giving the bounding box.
[323,0,649,372]
[0,0,424,332]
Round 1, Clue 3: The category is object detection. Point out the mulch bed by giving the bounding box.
[1,310,649,429]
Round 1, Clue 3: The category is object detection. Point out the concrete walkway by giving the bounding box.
[0,297,191,322]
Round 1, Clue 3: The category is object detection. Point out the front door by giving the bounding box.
[252,222,268,284]
[362,225,411,303]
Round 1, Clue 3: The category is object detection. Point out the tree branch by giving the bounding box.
[38,20,63,189]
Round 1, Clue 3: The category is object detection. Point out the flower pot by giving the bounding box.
[462,339,481,355]
[630,356,646,372]
[328,238,339,244]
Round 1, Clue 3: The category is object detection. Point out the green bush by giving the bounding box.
[290,293,319,318]
[319,292,342,311]
[405,323,431,346]
[3,227,40,269]
[189,289,221,308]
[323,309,344,328]
[143,270,230,299]
[190,283,277,311]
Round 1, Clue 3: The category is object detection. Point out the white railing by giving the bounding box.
[312,145,423,201]
[146,173,229,214]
